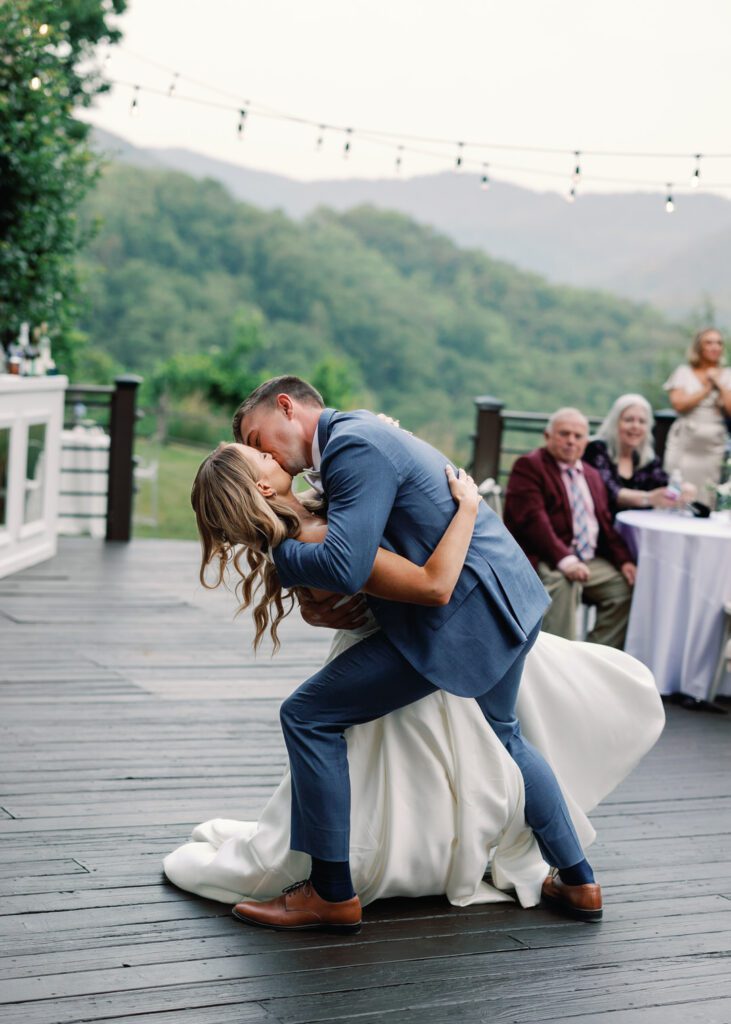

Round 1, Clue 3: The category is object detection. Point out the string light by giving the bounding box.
[237,107,247,139]
[30,75,41,90]
[315,125,325,150]
[691,154,701,189]
[572,150,582,184]
[113,46,731,168]
[130,84,140,116]
[665,184,674,213]
[455,141,464,171]
[395,145,404,173]
[38,23,49,36]
[102,75,731,198]
[480,163,490,190]
[167,72,179,98]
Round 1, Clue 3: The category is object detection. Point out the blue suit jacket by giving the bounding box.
[273,409,549,696]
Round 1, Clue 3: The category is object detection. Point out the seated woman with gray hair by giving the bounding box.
[584,394,690,515]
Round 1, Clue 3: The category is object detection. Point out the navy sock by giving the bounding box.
[309,857,355,902]
[558,858,595,886]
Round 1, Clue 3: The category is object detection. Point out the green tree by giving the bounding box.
[311,355,357,408]
[0,0,126,373]
[77,163,689,461]
[144,310,267,442]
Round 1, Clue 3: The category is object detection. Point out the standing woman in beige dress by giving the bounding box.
[663,327,731,508]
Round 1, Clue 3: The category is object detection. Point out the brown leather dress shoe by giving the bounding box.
[541,872,603,922]
[232,880,362,934]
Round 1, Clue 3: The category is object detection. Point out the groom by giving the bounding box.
[231,376,602,930]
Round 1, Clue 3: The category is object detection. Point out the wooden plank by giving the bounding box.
[1,898,727,981]
[0,943,728,1024]
[1,537,730,1024]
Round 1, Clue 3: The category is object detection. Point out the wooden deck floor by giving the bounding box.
[1,537,730,1024]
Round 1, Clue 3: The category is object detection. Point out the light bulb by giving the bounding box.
[572,151,581,184]
[39,23,49,36]
[30,76,41,90]
[691,155,701,189]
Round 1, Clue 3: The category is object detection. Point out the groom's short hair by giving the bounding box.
[232,376,324,442]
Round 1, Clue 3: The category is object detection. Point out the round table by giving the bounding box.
[616,509,731,700]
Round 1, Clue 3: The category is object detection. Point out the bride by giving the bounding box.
[164,440,664,917]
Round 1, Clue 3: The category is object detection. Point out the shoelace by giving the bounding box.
[282,879,312,896]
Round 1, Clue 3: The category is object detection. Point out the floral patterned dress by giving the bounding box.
[583,439,668,517]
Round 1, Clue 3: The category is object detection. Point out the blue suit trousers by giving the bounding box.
[279,624,585,870]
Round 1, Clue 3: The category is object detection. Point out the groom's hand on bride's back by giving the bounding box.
[297,589,369,630]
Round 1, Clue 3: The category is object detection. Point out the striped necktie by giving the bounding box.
[566,467,593,561]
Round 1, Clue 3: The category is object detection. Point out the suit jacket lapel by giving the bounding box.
[317,408,337,481]
[541,449,572,524]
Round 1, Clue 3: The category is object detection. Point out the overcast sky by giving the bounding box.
[83,0,731,196]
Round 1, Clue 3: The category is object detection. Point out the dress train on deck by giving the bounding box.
[163,629,664,909]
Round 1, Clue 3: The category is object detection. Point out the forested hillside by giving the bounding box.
[95,128,731,322]
[78,163,689,458]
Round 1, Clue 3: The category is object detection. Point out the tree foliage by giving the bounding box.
[78,162,690,459]
[0,0,126,370]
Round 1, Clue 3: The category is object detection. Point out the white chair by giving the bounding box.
[478,477,503,519]
[707,600,731,702]
[133,458,159,527]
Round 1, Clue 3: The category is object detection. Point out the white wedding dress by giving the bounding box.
[164,626,664,909]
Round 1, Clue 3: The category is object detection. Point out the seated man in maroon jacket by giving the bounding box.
[504,407,636,649]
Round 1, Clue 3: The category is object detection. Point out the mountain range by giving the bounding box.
[93,127,731,323]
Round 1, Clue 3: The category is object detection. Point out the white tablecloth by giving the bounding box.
[617,509,731,699]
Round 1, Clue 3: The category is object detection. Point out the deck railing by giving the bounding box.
[471,395,676,487]
[62,375,142,542]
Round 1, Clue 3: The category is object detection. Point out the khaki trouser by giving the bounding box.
[537,557,632,649]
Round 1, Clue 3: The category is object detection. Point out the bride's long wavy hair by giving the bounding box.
[191,443,303,652]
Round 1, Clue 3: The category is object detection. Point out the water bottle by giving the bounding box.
[666,469,683,503]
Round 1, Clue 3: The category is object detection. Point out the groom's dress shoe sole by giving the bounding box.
[232,881,362,934]
[541,875,603,922]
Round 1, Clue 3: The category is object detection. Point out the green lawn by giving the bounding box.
[134,439,207,540]
[133,438,311,540]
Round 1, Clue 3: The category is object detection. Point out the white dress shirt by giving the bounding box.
[302,422,324,494]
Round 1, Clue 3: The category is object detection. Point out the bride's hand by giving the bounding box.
[376,412,412,434]
[446,466,480,516]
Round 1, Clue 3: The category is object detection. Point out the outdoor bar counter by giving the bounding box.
[0,374,67,579]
